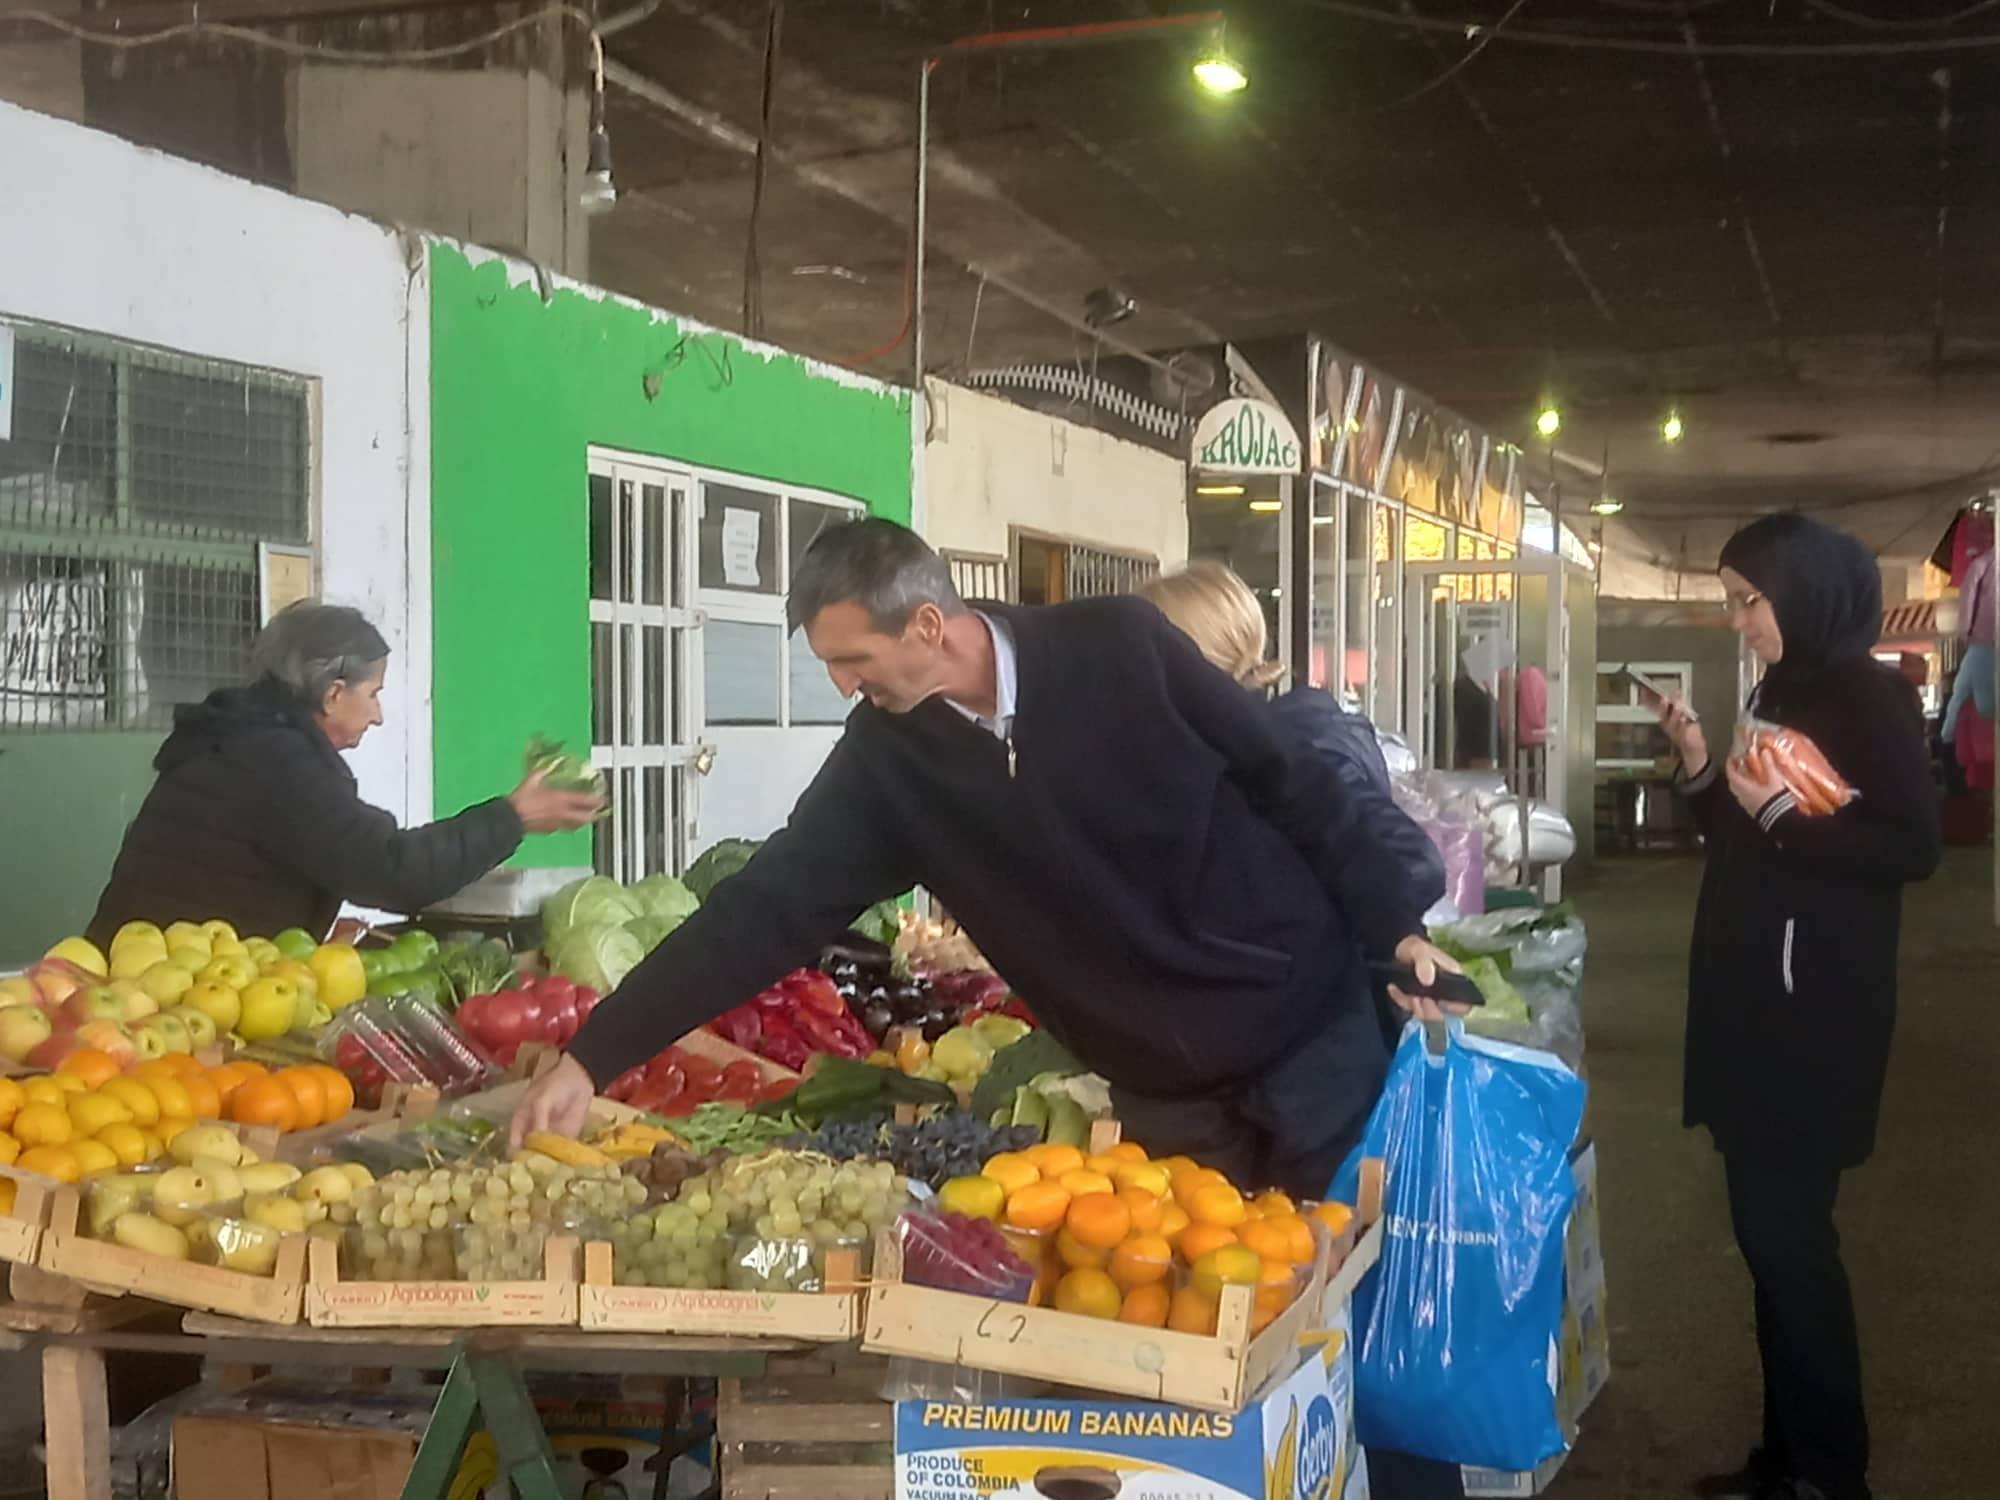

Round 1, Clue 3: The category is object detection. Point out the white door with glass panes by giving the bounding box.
[587,453,704,882]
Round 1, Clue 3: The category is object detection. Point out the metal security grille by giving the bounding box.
[1064,542,1158,599]
[0,322,311,730]
[942,550,1008,602]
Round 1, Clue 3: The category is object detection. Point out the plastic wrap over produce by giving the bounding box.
[1393,773,1488,917]
[1431,908,1589,1068]
[1329,1022,1586,1472]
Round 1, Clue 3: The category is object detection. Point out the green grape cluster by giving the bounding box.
[605,1151,908,1292]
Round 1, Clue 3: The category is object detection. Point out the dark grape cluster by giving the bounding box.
[780,1115,1041,1187]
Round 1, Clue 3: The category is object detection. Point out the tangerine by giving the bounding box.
[1056,1229,1111,1271]
[1064,1193,1132,1249]
[1190,1245,1262,1301]
[1252,1190,1297,1219]
[229,1076,301,1134]
[1052,1268,1122,1320]
[58,1048,123,1090]
[1104,1141,1150,1165]
[309,1065,355,1122]
[1166,1285,1220,1336]
[160,1053,206,1076]
[177,1074,223,1121]
[1023,1143,1084,1177]
[1108,1233,1174,1290]
[1057,1169,1116,1199]
[1002,1180,1071,1233]
[1158,1202,1191,1242]
[981,1152,1040,1194]
[1116,1186,1165,1233]
[1270,1213,1318,1266]
[275,1067,328,1130]
[1188,1183,1248,1228]
[1176,1222,1240,1262]
[1114,1162,1173,1197]
[1237,1219,1295,1264]
[1118,1281,1171,1327]
[1254,1257,1302,1312]
[205,1064,257,1106]
[141,1076,195,1122]
[1308,1200,1355,1237]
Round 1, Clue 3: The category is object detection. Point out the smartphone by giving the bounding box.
[1619,665,1696,720]
[1367,962,1487,1009]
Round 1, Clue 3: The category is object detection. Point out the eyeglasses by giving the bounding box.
[1723,589,1765,617]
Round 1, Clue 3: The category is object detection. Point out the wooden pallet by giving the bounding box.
[304,1233,580,1328]
[717,1348,894,1500]
[861,1157,1385,1414]
[578,1242,863,1340]
[35,1186,307,1325]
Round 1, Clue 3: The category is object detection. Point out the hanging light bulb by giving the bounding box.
[1535,404,1562,440]
[1193,24,1249,94]
[581,33,618,215]
[1590,495,1624,516]
[1661,409,1685,444]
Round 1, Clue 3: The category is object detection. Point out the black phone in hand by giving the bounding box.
[1368,961,1487,1009]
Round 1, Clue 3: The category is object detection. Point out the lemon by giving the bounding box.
[937,1175,1007,1222]
[1190,1245,1263,1301]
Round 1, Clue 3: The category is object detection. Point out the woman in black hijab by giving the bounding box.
[1655,515,1939,1500]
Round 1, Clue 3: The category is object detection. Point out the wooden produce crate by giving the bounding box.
[0,1166,54,1267]
[717,1348,894,1500]
[35,1186,307,1325]
[579,1241,864,1340]
[862,1158,1386,1414]
[303,1233,580,1328]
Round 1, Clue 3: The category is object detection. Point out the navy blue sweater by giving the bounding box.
[570,596,1438,1097]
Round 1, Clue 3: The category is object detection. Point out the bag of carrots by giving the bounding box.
[1732,719,1858,817]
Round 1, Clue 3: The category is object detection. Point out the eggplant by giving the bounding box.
[919,1008,956,1042]
[861,1001,895,1038]
[820,934,894,973]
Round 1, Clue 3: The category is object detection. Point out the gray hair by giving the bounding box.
[251,601,389,713]
[787,518,966,633]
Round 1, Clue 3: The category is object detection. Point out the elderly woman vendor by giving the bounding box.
[87,602,602,944]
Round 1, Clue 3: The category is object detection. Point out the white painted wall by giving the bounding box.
[922,378,1187,571]
[0,100,429,825]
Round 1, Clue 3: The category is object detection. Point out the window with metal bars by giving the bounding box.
[0,321,312,731]
[1011,530,1158,605]
[942,550,1009,603]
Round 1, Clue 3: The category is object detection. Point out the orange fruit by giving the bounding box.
[1105,1141,1150,1165]
[100,1078,161,1127]
[1154,1155,1197,1178]
[1167,1285,1220,1336]
[160,1053,206,1076]
[309,1065,355,1122]
[1189,1183,1248,1228]
[1253,1190,1297,1219]
[981,1152,1040,1194]
[275,1067,328,1130]
[1237,1219,1295,1264]
[1254,1257,1302,1309]
[1159,1202,1191,1242]
[175,1073,223,1120]
[1108,1233,1174,1290]
[1002,1180,1071,1233]
[1085,1153,1126,1178]
[1190,1244,1263,1301]
[1052,1268,1122,1320]
[1000,1224,1053,1275]
[1116,1187,1164,1233]
[1064,1193,1132,1249]
[1177,1222,1241,1263]
[141,1076,194,1122]
[1118,1281,1171,1327]
[131,1060,183,1085]
[229,1076,301,1134]
[1024,1143,1084,1178]
[17,1145,81,1184]
[205,1064,256,1106]
[1114,1162,1173,1197]
[58,1048,123,1090]
[1270,1213,1317,1266]
[1309,1200,1355,1237]
[1057,1169,1116,1199]
[1056,1228,1111,1271]
[13,1102,72,1149]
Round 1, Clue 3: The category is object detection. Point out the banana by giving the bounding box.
[520,1131,611,1168]
[588,1122,682,1159]
[449,1431,498,1500]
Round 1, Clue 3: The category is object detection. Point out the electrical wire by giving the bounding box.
[1285,0,2000,55]
[1366,0,1530,110]
[1803,0,2000,28]
[8,3,598,62]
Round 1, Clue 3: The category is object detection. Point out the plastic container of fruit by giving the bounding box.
[897,1210,1035,1303]
[151,1190,247,1234]
[724,1234,818,1293]
[188,1216,286,1277]
[380,995,497,1097]
[321,1005,437,1107]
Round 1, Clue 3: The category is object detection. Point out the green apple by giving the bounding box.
[273,928,319,962]
[107,980,157,1023]
[168,1005,219,1051]
[135,1013,191,1055]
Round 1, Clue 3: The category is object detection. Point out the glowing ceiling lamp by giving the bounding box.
[1590,496,1624,516]
[1534,404,1562,440]
[1192,28,1249,95]
[1661,409,1686,444]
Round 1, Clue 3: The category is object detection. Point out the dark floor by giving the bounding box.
[1549,849,2000,1500]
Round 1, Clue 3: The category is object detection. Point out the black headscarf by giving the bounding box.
[1719,513,1881,709]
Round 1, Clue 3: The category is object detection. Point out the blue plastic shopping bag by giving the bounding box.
[1327,1020,1586,1472]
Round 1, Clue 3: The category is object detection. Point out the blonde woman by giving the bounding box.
[1143,562,1456,1500]
[1140,562,1443,901]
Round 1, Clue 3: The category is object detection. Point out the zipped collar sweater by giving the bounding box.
[569,595,1440,1098]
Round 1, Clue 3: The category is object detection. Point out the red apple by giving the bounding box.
[65,986,127,1027]
[26,1031,79,1071]
[74,1019,137,1069]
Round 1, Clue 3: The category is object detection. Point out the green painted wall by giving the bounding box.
[427,244,914,867]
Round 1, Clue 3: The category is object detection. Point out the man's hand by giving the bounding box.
[508,769,607,834]
[508,1052,595,1149]
[1387,933,1469,1023]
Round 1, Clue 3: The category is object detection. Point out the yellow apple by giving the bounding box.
[236,978,299,1042]
[108,941,169,981]
[197,956,259,991]
[182,982,243,1033]
[163,923,210,956]
[107,980,157,1023]
[199,920,240,949]
[44,937,107,978]
[138,962,194,1008]
[111,921,166,952]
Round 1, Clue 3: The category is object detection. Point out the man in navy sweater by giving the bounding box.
[514,519,1453,1197]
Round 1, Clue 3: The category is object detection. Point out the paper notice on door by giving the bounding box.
[721,507,761,588]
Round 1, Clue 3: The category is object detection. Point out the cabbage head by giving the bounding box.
[625,912,686,955]
[541,876,642,951]
[684,839,762,901]
[548,922,647,993]
[631,873,699,927]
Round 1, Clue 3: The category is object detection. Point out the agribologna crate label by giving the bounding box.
[894,1342,1364,1500]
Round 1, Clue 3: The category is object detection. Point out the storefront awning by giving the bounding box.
[1880,601,1937,642]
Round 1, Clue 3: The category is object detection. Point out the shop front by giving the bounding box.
[1183,337,1599,882]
